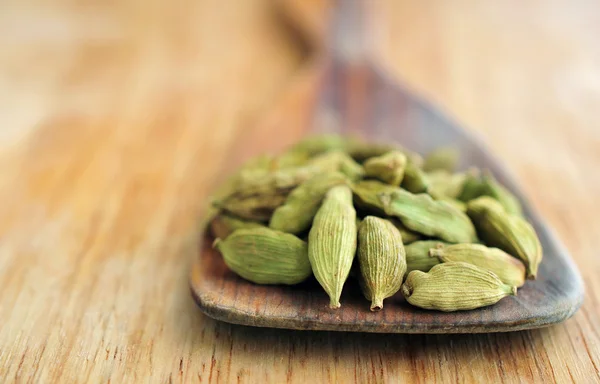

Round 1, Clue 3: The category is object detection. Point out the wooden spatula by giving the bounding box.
[190,0,583,333]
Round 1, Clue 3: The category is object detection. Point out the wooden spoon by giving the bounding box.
[190,0,583,333]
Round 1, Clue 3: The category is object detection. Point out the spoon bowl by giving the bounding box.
[189,0,584,333]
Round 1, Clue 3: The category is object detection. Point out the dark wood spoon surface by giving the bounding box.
[190,0,583,333]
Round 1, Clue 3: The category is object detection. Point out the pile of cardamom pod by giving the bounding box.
[206,134,542,312]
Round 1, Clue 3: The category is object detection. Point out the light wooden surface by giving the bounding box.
[0,0,599,382]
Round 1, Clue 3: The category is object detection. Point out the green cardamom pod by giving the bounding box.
[217,193,287,222]
[380,189,478,243]
[213,227,311,285]
[344,140,398,163]
[308,185,357,309]
[430,243,526,287]
[388,218,422,244]
[306,150,364,181]
[269,172,348,234]
[436,197,467,212]
[352,180,400,215]
[363,151,407,186]
[457,168,486,201]
[402,262,517,312]
[427,170,468,200]
[457,170,522,216]
[405,240,447,274]
[203,154,277,227]
[210,214,265,239]
[287,134,348,157]
[275,150,311,169]
[480,171,523,216]
[217,166,320,221]
[351,182,421,243]
[423,147,459,173]
[401,160,429,193]
[467,196,542,278]
[345,139,424,167]
[234,164,318,195]
[357,216,407,311]
[427,170,469,213]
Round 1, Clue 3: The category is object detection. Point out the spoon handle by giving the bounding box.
[278,0,454,145]
[325,0,374,63]
[309,0,380,136]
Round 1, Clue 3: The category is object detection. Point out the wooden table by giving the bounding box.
[1,0,599,382]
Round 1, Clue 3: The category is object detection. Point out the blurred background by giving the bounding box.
[1,0,599,381]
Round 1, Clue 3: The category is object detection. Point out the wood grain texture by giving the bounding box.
[1,0,599,382]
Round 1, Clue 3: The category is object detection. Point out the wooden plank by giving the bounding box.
[0,0,599,382]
